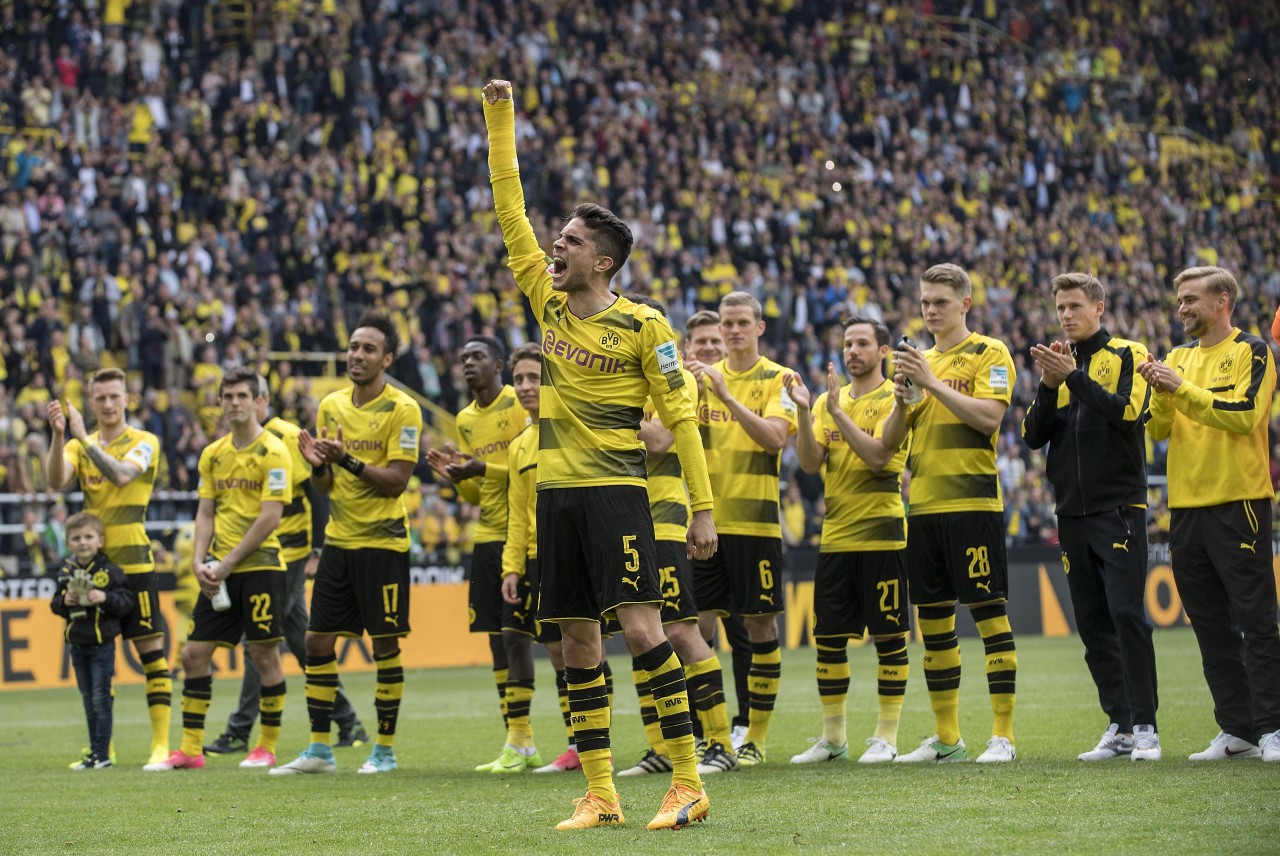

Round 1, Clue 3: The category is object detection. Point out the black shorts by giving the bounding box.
[692,534,784,617]
[468,541,505,634]
[189,571,286,647]
[310,545,411,638]
[122,572,163,641]
[504,558,539,638]
[905,511,1008,606]
[523,559,561,643]
[656,539,698,624]
[813,550,911,639]
[536,485,661,623]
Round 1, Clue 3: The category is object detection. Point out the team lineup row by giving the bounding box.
[46,81,1280,833]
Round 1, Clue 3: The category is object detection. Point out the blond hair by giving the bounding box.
[1174,266,1238,309]
[719,291,762,322]
[920,263,972,297]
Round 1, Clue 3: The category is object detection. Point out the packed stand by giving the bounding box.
[0,0,1277,569]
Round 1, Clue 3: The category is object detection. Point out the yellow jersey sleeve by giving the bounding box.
[502,425,539,577]
[266,417,313,563]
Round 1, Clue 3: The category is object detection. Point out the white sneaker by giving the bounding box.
[1079,723,1133,761]
[1130,725,1161,761]
[975,736,1016,763]
[894,734,967,763]
[268,749,337,775]
[789,738,849,764]
[1188,731,1260,761]
[1260,731,1280,762]
[857,736,897,764]
[730,723,748,751]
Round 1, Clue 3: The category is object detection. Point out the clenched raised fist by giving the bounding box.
[483,79,512,104]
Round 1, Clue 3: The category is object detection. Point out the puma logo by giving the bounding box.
[885,613,901,626]
[621,576,640,591]
[257,623,272,633]
[386,615,399,627]
[759,593,775,605]
[1240,541,1257,554]
[667,597,681,612]
[1112,540,1129,552]
[975,581,992,594]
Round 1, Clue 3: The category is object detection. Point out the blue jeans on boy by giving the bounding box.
[71,642,116,758]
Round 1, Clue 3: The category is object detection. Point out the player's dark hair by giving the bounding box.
[1051,272,1106,304]
[567,203,633,279]
[464,335,505,362]
[686,310,720,334]
[354,310,400,356]
[842,314,891,348]
[628,294,667,316]
[220,365,264,396]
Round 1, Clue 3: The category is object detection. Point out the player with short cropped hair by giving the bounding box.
[48,368,172,770]
[1023,273,1160,761]
[1138,266,1280,762]
[618,295,739,778]
[882,263,1019,764]
[427,335,539,773]
[205,376,368,756]
[272,310,423,776]
[152,367,293,771]
[687,291,800,767]
[787,316,912,765]
[485,78,717,831]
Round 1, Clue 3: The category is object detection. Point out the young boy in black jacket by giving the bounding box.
[51,512,135,770]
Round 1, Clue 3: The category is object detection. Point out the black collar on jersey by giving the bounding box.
[1070,325,1111,365]
[65,551,109,573]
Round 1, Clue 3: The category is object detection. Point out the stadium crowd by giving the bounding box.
[1,0,1279,572]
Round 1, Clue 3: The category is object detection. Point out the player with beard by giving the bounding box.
[272,311,423,776]
[785,316,911,764]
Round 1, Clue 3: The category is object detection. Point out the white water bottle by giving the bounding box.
[208,561,231,611]
[899,336,924,405]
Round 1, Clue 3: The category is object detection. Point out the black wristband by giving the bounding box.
[338,453,366,477]
[313,463,329,477]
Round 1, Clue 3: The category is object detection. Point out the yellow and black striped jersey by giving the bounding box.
[501,423,539,577]
[264,416,312,563]
[64,428,160,574]
[645,368,697,542]
[700,356,799,538]
[316,383,423,552]
[486,101,710,508]
[812,379,908,552]
[197,429,291,573]
[1146,328,1276,508]
[455,385,528,544]
[902,331,1014,516]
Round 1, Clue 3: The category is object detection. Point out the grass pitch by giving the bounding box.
[2,628,1278,855]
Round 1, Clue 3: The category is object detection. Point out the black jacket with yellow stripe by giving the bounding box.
[1022,327,1150,517]
[50,553,135,647]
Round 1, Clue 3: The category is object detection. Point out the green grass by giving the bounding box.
[2,628,1278,854]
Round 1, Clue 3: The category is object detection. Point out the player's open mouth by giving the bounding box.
[546,256,567,279]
